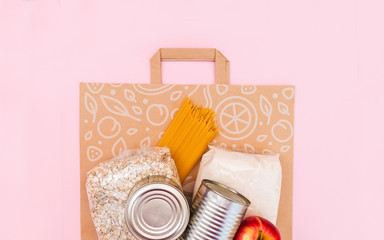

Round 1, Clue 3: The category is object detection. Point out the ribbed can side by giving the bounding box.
[183,180,250,240]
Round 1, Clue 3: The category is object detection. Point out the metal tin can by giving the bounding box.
[124,175,190,240]
[183,179,251,240]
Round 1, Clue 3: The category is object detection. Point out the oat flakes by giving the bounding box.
[86,147,180,240]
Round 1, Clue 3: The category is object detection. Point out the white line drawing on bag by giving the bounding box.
[280,145,291,152]
[188,85,200,97]
[170,90,183,101]
[132,106,143,115]
[278,101,290,115]
[97,116,121,139]
[87,146,103,162]
[171,108,179,119]
[256,134,267,142]
[219,143,227,149]
[85,92,98,123]
[159,131,164,139]
[87,83,104,94]
[101,95,141,122]
[221,103,250,134]
[124,89,137,103]
[216,84,228,96]
[112,137,127,157]
[133,84,175,95]
[262,149,274,154]
[260,94,272,125]
[85,130,93,141]
[126,128,138,135]
[140,136,151,148]
[146,104,169,126]
[215,96,257,140]
[110,83,122,87]
[203,85,212,108]
[243,144,256,154]
[241,85,257,95]
[273,93,278,99]
[271,119,293,143]
[282,87,294,100]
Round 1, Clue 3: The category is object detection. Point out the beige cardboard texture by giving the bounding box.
[80,49,294,240]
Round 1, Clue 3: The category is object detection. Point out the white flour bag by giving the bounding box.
[193,146,282,224]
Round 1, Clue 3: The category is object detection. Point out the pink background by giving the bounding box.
[1,0,383,239]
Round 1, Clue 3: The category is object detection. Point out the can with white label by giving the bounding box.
[183,179,251,240]
[125,175,190,240]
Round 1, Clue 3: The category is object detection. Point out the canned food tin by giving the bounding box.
[183,179,251,240]
[124,175,190,240]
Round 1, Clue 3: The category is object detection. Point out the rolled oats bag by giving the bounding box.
[86,147,180,240]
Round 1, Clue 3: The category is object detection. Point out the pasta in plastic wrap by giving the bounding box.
[193,146,282,224]
[86,147,180,240]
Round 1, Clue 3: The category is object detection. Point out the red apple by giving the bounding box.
[234,216,281,240]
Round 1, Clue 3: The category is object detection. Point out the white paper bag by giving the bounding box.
[193,146,282,224]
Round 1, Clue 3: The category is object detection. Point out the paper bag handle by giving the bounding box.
[150,48,230,84]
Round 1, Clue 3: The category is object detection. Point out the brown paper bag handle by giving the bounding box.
[150,48,230,84]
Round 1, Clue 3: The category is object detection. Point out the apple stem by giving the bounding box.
[257,230,263,240]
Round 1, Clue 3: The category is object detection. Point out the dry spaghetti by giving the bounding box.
[158,98,219,182]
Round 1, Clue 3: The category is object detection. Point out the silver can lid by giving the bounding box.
[202,179,251,206]
[125,181,189,240]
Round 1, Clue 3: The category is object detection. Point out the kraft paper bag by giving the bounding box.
[80,48,295,240]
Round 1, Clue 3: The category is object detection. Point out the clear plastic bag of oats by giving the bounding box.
[86,147,190,240]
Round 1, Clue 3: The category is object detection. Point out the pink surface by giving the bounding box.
[0,0,383,239]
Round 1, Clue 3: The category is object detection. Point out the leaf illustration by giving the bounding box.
[85,92,98,123]
[87,146,103,162]
[282,87,294,100]
[262,149,275,154]
[85,130,93,141]
[87,83,104,94]
[124,89,136,103]
[216,84,228,95]
[112,137,127,157]
[126,128,138,135]
[256,134,268,142]
[244,144,256,154]
[170,90,183,101]
[101,95,141,122]
[280,145,291,152]
[132,106,143,115]
[140,136,151,148]
[260,95,272,125]
[278,101,290,115]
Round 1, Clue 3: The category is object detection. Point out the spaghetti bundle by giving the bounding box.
[158,98,219,182]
